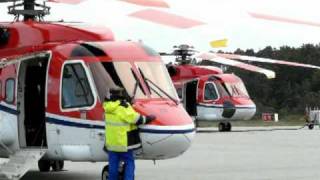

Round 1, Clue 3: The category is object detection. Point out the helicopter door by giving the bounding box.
[17,55,49,148]
[184,80,198,116]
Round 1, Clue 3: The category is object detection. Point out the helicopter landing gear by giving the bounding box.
[305,119,316,130]
[308,123,314,130]
[218,122,232,132]
[52,160,64,171]
[38,160,64,172]
[38,160,50,172]
[101,165,109,180]
[101,163,125,180]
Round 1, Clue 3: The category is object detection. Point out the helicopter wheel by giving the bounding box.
[101,163,125,180]
[308,124,314,130]
[218,122,225,132]
[225,122,232,132]
[218,122,232,132]
[38,160,51,172]
[52,160,64,171]
[102,165,109,180]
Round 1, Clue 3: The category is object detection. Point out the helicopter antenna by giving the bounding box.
[7,0,50,21]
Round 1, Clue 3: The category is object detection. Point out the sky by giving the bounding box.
[1,0,320,53]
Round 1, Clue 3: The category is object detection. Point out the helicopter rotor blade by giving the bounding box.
[159,52,174,56]
[48,0,84,4]
[48,0,168,6]
[0,0,14,2]
[216,53,320,70]
[248,12,320,28]
[197,52,276,79]
[129,9,205,29]
[47,0,204,29]
[119,0,169,8]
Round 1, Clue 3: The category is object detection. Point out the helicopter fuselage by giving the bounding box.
[170,64,256,122]
[0,21,195,161]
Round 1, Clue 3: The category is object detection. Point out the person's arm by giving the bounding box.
[118,104,156,125]
[135,114,156,125]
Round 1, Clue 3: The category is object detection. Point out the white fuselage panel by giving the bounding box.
[196,105,256,121]
[0,108,195,161]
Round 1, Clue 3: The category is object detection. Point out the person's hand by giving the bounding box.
[145,115,156,124]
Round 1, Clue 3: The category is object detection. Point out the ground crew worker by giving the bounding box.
[103,87,155,180]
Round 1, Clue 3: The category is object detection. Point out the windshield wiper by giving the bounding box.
[138,68,179,105]
[131,81,138,101]
[147,78,179,105]
[130,68,146,101]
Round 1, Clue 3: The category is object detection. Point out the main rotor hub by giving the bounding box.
[6,0,50,21]
[173,44,197,64]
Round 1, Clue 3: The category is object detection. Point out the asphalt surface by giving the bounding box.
[3,126,320,180]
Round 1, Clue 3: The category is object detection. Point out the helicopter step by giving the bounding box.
[0,148,47,180]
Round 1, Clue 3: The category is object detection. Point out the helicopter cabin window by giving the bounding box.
[5,79,14,103]
[61,63,94,109]
[204,82,218,101]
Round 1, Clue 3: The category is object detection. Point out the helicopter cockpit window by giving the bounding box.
[0,81,2,100]
[5,79,14,104]
[176,88,182,99]
[224,82,249,98]
[89,62,146,101]
[90,61,178,101]
[204,82,218,101]
[61,63,94,108]
[136,62,178,100]
[89,62,122,100]
[70,43,106,57]
[109,62,148,99]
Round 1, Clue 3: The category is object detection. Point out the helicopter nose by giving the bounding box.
[231,105,256,120]
[133,100,195,159]
[138,124,195,159]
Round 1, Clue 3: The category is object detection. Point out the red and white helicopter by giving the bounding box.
[162,44,320,132]
[0,0,204,179]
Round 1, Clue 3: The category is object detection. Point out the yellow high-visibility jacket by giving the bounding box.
[103,100,143,152]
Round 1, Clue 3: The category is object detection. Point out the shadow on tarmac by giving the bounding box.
[21,170,98,180]
[196,125,307,133]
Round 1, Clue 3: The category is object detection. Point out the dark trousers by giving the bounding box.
[108,150,135,180]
